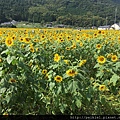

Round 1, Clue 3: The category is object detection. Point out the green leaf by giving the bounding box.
[7,55,16,64]
[100,96,106,104]
[94,63,100,68]
[110,74,120,86]
[0,88,6,93]
[1,49,9,55]
[68,81,78,93]
[59,104,67,114]
[57,86,61,95]
[96,71,104,78]
[5,95,11,104]
[114,62,120,70]
[49,82,55,90]
[75,99,81,108]
[0,71,2,77]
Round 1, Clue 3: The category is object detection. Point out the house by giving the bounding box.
[54,24,65,28]
[110,23,120,30]
[0,20,17,28]
[98,25,110,30]
[45,23,53,28]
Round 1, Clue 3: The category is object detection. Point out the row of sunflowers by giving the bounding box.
[0,28,120,115]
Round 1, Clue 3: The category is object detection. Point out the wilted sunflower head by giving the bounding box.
[64,60,69,64]
[79,60,87,67]
[9,78,17,83]
[0,58,2,62]
[3,112,8,116]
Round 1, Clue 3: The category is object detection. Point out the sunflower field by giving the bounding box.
[0,28,120,115]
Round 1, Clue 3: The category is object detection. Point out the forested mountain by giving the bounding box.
[0,0,120,27]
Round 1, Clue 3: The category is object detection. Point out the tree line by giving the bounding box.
[0,0,120,27]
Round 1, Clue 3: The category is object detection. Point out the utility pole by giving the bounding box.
[93,16,94,27]
[106,17,108,26]
[114,7,117,24]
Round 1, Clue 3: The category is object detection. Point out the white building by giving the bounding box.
[110,23,120,30]
[98,25,110,30]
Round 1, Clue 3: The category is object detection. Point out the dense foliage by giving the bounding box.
[0,0,120,27]
[0,28,120,115]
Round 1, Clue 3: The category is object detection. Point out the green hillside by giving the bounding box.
[0,0,120,27]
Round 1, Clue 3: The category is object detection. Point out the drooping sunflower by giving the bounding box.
[79,60,87,67]
[64,60,69,65]
[3,112,8,116]
[0,58,2,62]
[79,42,83,47]
[23,37,31,43]
[99,85,106,91]
[97,56,106,64]
[66,69,77,77]
[111,55,118,62]
[35,47,39,52]
[29,46,35,52]
[9,78,17,83]
[54,54,60,62]
[54,75,63,82]
[107,53,112,58]
[5,37,14,47]
[71,43,76,49]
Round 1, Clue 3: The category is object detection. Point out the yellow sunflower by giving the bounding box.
[66,47,70,50]
[19,37,24,42]
[54,54,60,62]
[29,46,35,53]
[97,56,106,64]
[96,44,102,49]
[54,75,63,82]
[111,55,118,62]
[99,85,106,91]
[5,37,14,47]
[42,69,47,74]
[66,69,77,77]
[23,37,31,43]
[79,42,83,47]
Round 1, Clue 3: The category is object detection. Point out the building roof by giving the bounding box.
[1,22,12,25]
[98,25,110,28]
[111,23,120,30]
[1,20,17,26]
